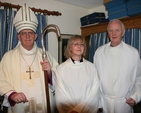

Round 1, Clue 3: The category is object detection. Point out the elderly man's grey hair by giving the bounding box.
[107,19,125,31]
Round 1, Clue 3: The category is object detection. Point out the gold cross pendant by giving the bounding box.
[26,66,34,79]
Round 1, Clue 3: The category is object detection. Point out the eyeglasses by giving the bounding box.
[73,43,84,47]
[108,29,121,34]
[19,32,35,37]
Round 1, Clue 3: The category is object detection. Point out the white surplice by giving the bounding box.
[94,41,141,113]
[55,58,99,113]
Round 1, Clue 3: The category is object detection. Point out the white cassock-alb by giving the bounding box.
[55,58,99,113]
[0,43,58,113]
[94,41,141,113]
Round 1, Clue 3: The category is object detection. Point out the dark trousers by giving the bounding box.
[0,106,8,113]
[133,101,141,113]
[0,96,8,113]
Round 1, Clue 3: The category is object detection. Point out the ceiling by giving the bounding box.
[55,0,104,9]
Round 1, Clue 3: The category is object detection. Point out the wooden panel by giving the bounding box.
[103,0,112,4]
[81,14,141,37]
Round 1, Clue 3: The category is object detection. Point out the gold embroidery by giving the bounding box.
[21,66,39,86]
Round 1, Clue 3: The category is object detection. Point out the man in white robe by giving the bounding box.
[94,19,141,113]
[0,4,58,113]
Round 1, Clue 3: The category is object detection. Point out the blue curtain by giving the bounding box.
[89,28,141,63]
[88,32,109,62]
[36,14,48,49]
[123,28,141,57]
[0,8,48,61]
[0,8,16,60]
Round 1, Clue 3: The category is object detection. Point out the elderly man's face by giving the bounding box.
[18,29,37,50]
[107,20,125,47]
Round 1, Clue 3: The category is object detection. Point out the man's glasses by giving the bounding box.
[108,29,121,34]
[19,32,35,37]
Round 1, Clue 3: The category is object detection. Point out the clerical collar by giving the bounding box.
[71,58,83,64]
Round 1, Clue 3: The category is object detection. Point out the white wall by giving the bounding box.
[1,0,107,62]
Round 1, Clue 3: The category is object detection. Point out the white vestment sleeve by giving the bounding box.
[130,59,141,103]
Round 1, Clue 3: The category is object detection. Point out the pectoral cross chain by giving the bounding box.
[20,53,37,79]
[26,66,34,79]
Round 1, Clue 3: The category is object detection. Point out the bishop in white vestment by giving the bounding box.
[0,4,58,113]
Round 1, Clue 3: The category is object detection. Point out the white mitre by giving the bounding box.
[13,4,38,33]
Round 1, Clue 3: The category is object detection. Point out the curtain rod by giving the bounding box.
[0,1,62,16]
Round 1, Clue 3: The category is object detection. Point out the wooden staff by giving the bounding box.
[44,71,51,113]
[41,24,61,113]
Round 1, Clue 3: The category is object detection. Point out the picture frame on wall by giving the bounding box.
[59,34,74,64]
